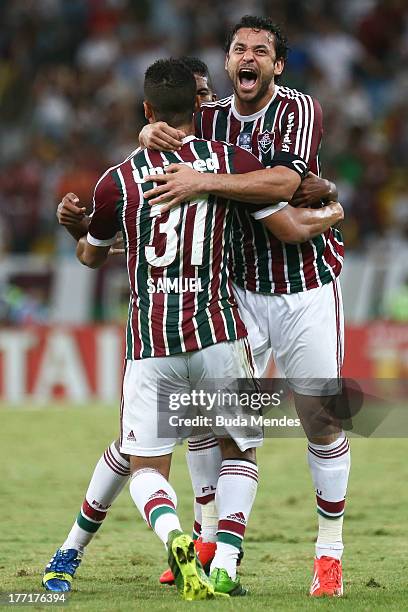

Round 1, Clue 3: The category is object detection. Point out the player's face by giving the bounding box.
[194,74,216,104]
[225,28,284,106]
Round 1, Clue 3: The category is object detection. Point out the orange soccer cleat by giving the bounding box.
[159,537,217,585]
[159,567,175,585]
[309,556,343,597]
[194,537,217,574]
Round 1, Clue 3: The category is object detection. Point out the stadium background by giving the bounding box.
[1,0,408,403]
[1,2,408,609]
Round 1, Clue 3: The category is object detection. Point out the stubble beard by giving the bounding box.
[234,75,274,108]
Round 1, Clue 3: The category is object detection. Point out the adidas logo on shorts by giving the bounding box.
[126,430,136,441]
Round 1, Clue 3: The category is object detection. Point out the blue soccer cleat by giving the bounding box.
[42,548,82,592]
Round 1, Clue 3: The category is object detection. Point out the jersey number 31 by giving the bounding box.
[145,200,208,268]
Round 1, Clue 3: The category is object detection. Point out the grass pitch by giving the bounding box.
[1,406,407,611]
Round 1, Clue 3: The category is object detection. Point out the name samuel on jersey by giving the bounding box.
[147,277,203,294]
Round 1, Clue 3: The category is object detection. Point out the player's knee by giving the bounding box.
[114,438,129,462]
[217,438,256,463]
[129,455,171,479]
[295,394,343,441]
[308,432,343,445]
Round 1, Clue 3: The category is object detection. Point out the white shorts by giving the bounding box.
[120,338,263,456]
[233,279,344,396]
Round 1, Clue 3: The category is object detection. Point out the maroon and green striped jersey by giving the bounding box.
[195,85,344,294]
[87,135,264,359]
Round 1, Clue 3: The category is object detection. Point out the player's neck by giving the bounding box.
[173,121,195,138]
[233,83,276,116]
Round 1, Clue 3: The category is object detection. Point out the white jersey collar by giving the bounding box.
[181,135,196,144]
[231,85,280,122]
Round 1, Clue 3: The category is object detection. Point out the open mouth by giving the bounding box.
[238,68,258,91]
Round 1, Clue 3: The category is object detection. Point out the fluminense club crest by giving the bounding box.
[258,129,275,156]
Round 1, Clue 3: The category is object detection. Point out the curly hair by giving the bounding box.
[224,15,289,62]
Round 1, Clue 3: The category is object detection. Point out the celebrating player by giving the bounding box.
[43,55,341,590]
[42,57,221,594]
[141,16,349,598]
[74,58,281,599]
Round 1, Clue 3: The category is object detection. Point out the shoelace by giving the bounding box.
[48,550,81,575]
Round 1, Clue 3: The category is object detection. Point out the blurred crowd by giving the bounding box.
[0,0,407,257]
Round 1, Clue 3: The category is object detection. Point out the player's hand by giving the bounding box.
[326,200,344,226]
[144,164,204,212]
[108,233,125,256]
[290,173,334,208]
[57,193,87,226]
[139,122,185,151]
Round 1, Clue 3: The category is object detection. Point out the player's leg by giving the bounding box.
[273,278,349,596]
[179,285,270,583]
[159,433,221,585]
[129,455,215,600]
[121,356,215,601]
[42,438,130,592]
[190,338,262,596]
[186,434,220,544]
[129,454,181,551]
[186,434,221,559]
[232,282,271,377]
[210,438,258,596]
[62,439,130,552]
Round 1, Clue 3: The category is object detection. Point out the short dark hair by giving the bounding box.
[144,59,196,127]
[225,15,289,62]
[179,56,209,78]
[179,56,214,92]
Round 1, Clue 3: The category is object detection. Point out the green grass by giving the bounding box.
[1,406,407,611]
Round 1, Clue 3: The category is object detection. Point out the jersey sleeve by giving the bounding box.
[87,171,121,247]
[194,111,203,138]
[272,95,323,178]
[229,145,289,218]
[229,145,264,173]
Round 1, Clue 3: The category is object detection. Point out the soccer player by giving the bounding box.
[181,56,217,104]
[43,55,342,594]
[77,58,273,599]
[69,56,333,599]
[42,58,220,594]
[141,16,350,597]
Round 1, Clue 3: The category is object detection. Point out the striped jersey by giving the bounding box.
[87,135,265,359]
[195,85,344,294]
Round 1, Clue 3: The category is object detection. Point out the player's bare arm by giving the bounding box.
[261,201,344,244]
[291,172,338,208]
[76,236,110,269]
[144,163,300,211]
[58,192,124,256]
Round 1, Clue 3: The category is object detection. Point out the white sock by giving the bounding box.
[212,542,238,579]
[200,500,218,543]
[187,434,221,543]
[211,459,258,580]
[316,515,344,560]
[61,441,130,552]
[129,468,181,546]
[308,434,350,559]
